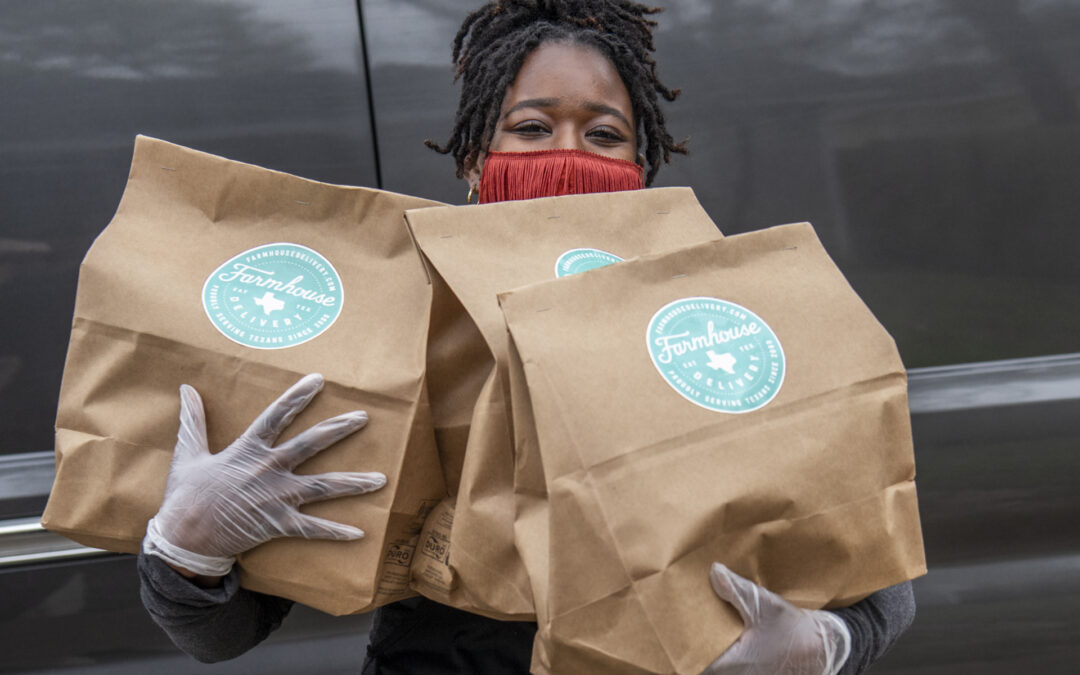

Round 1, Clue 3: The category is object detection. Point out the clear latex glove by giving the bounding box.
[142,373,387,577]
[702,563,851,675]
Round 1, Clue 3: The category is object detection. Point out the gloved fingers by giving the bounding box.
[174,384,210,463]
[709,562,765,626]
[294,471,387,504]
[280,512,366,541]
[274,410,369,468]
[244,374,324,445]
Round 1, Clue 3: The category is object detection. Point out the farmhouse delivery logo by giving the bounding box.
[646,297,784,413]
[555,248,623,277]
[202,243,343,349]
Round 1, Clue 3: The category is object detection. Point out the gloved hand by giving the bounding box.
[142,373,387,577]
[702,563,851,675]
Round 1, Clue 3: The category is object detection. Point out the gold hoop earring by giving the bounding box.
[467,185,477,204]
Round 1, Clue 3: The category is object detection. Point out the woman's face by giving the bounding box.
[481,41,637,169]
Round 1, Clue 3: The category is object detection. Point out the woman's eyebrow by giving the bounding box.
[583,101,631,128]
[503,97,560,118]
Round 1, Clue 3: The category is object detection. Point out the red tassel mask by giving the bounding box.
[477,149,644,204]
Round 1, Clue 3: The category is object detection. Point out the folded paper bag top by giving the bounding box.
[43,135,447,615]
[404,188,723,620]
[498,223,926,674]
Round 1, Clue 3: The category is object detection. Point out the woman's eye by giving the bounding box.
[511,122,550,136]
[587,127,627,144]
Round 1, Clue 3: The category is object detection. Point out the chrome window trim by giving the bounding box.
[907,352,1080,413]
[0,517,113,568]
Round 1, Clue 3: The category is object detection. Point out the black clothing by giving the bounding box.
[138,553,915,673]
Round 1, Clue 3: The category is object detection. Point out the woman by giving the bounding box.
[139,2,915,673]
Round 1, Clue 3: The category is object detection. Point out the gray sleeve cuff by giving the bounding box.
[137,552,293,663]
[828,581,917,675]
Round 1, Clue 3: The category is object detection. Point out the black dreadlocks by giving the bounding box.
[425,0,687,187]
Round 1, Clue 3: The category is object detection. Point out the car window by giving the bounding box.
[365,0,1080,368]
[0,0,378,456]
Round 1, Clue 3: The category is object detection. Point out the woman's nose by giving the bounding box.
[551,125,587,152]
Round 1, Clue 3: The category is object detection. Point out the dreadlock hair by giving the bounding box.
[425,0,687,187]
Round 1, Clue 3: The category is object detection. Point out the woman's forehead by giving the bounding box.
[500,41,633,119]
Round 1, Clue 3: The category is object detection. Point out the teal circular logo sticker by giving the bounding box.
[555,248,624,278]
[202,243,343,349]
[646,297,784,413]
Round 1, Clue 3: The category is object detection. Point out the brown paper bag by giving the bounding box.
[404,189,723,620]
[498,223,926,674]
[42,135,447,615]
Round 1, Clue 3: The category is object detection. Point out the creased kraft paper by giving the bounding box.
[405,189,723,620]
[499,223,926,674]
[43,135,447,616]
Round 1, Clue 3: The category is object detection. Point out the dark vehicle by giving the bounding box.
[2,1,1078,672]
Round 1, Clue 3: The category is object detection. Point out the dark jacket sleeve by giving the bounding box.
[137,552,294,663]
[829,581,917,674]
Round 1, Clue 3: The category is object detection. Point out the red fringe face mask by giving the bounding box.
[477,149,644,204]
